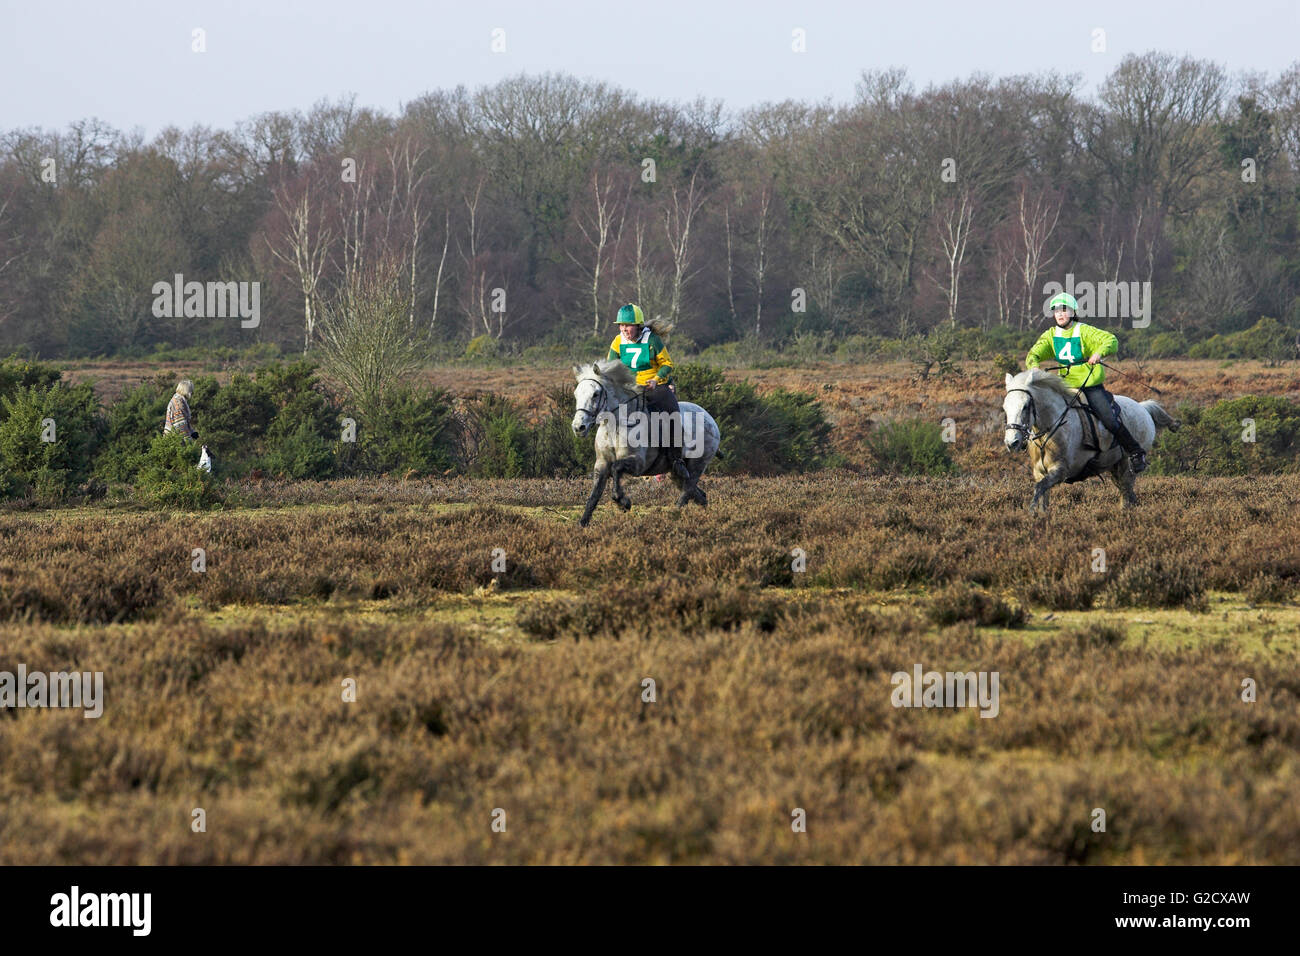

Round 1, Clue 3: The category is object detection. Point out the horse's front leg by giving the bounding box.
[579,463,610,527]
[1029,466,1068,514]
[610,459,633,511]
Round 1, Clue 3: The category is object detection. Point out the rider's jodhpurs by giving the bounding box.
[644,385,684,451]
[1081,385,1141,454]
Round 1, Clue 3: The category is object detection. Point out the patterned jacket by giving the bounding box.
[164,393,194,436]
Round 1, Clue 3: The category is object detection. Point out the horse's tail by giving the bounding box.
[1141,400,1180,433]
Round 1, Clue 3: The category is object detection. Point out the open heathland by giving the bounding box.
[1,474,1297,863]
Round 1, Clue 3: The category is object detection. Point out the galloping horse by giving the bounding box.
[571,359,720,527]
[1003,368,1179,512]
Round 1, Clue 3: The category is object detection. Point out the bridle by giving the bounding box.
[1006,364,1097,449]
[1005,388,1038,442]
[575,376,609,429]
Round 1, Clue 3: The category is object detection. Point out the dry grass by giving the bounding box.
[1,474,1298,863]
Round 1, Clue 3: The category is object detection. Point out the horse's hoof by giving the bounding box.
[617,497,631,511]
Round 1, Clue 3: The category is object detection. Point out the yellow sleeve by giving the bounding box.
[1025,330,1054,368]
[650,338,673,381]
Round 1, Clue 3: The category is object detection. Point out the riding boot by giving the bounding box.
[1111,420,1147,473]
[667,441,690,480]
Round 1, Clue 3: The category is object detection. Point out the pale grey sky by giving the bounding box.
[3,0,1298,134]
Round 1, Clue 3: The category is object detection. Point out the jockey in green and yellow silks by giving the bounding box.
[1025,292,1147,473]
[607,303,690,480]
[607,303,674,386]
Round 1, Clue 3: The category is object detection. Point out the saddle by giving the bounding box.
[1061,395,1124,484]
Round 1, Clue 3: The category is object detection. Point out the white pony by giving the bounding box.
[1003,368,1178,512]
[571,359,721,527]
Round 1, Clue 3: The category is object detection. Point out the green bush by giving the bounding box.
[1187,317,1298,364]
[464,394,531,478]
[156,362,342,479]
[865,419,957,476]
[0,382,104,500]
[0,357,63,407]
[672,363,835,474]
[1152,395,1300,476]
[357,386,460,476]
[529,386,589,478]
[133,432,224,509]
[94,376,172,482]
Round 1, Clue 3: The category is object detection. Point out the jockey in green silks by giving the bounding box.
[607,303,691,480]
[1025,292,1148,473]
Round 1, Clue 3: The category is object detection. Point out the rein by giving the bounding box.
[1008,364,1097,449]
[578,377,643,426]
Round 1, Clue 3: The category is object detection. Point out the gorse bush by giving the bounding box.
[672,363,835,474]
[463,394,530,478]
[0,357,62,405]
[529,386,589,478]
[865,419,957,476]
[95,375,172,482]
[0,381,104,500]
[1187,317,1298,364]
[101,362,344,482]
[356,385,460,476]
[1152,395,1300,476]
[132,432,224,509]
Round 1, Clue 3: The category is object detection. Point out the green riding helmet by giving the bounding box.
[1049,292,1078,313]
[616,303,645,326]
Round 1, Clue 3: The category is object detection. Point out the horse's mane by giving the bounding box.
[578,357,637,388]
[1024,367,1076,399]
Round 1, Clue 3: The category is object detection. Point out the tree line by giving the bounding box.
[2,52,1298,359]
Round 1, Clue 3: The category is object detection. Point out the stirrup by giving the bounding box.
[1129,451,1147,473]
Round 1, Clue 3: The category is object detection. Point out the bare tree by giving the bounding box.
[316,255,422,418]
[266,181,332,353]
[1010,180,1062,328]
[661,166,708,324]
[566,168,628,333]
[928,189,976,327]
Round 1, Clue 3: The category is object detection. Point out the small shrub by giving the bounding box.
[926,583,1026,628]
[865,419,957,476]
[464,394,531,478]
[671,363,834,474]
[1020,569,1103,611]
[1058,620,1128,649]
[1102,555,1207,611]
[358,386,460,476]
[133,432,224,509]
[464,334,501,360]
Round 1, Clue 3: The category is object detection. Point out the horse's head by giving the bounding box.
[571,364,607,437]
[1003,372,1035,452]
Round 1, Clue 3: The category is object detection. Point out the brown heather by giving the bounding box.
[0,473,1297,863]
